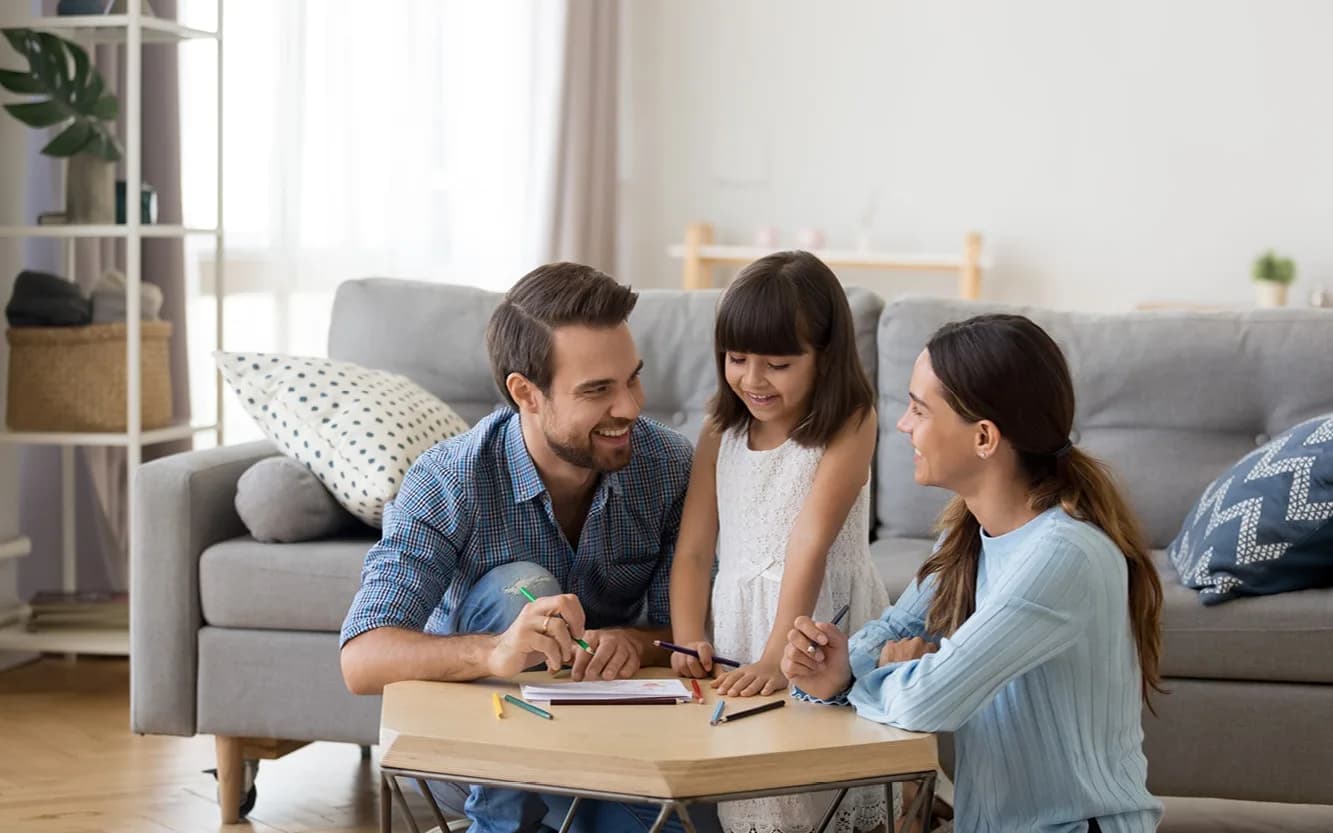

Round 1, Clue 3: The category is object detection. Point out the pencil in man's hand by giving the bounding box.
[519,586,595,655]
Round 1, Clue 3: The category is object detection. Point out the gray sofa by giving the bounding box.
[132,278,1333,826]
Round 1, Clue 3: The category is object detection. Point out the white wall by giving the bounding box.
[618,0,1333,310]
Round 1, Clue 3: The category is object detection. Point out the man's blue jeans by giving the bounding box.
[423,561,721,833]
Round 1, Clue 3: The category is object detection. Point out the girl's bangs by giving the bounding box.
[715,278,807,356]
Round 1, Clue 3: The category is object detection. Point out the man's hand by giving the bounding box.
[877,637,938,667]
[488,593,587,678]
[781,615,853,701]
[668,639,716,679]
[571,628,645,681]
[712,660,786,696]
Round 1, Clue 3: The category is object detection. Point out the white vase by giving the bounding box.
[1255,282,1288,308]
[65,153,115,224]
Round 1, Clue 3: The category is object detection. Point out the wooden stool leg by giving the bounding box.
[215,735,244,824]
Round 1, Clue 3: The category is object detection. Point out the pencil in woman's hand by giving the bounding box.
[831,604,850,627]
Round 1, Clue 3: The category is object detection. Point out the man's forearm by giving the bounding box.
[340,626,498,694]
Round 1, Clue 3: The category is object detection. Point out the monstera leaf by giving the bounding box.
[0,28,122,161]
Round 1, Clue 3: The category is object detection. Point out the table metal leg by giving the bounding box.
[380,773,393,833]
[919,773,936,831]
[415,777,452,833]
[387,774,424,833]
[675,801,700,833]
[645,802,675,833]
[812,787,851,833]
[901,773,935,832]
[555,796,583,833]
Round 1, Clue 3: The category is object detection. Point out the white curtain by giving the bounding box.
[181,1,621,297]
[178,0,620,442]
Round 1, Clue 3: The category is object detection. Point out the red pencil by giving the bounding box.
[689,678,704,704]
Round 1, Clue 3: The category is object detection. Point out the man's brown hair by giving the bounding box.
[486,262,638,409]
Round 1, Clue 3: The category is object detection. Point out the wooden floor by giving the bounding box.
[0,657,434,833]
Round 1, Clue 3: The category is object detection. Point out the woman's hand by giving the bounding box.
[877,636,939,667]
[781,616,853,701]
[712,660,787,696]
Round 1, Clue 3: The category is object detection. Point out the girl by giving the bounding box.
[782,314,1165,833]
[669,251,892,833]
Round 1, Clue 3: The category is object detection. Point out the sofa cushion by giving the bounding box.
[868,537,1333,684]
[234,456,362,543]
[1168,413,1333,604]
[875,299,1333,548]
[216,351,470,527]
[199,535,376,631]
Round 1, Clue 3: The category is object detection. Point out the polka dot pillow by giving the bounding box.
[215,352,469,527]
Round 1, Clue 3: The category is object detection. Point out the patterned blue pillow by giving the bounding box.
[1169,414,1333,605]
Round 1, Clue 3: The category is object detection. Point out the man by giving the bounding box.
[340,262,716,833]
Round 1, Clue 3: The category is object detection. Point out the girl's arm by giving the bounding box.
[716,408,877,695]
[667,422,723,676]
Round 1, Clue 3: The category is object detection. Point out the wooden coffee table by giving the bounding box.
[378,670,939,833]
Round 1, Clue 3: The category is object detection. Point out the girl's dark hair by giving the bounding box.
[708,250,874,447]
[917,314,1164,705]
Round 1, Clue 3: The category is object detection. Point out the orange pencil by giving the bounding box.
[689,678,704,704]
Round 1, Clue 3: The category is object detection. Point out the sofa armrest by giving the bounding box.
[131,440,279,737]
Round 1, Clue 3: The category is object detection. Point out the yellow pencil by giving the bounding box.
[492,692,504,719]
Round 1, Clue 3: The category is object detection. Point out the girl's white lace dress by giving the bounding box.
[711,427,895,833]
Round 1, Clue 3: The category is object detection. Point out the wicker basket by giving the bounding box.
[6,322,174,432]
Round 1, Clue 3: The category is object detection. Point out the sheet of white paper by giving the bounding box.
[520,679,693,701]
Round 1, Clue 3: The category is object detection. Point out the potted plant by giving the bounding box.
[1252,250,1296,308]
[0,28,122,223]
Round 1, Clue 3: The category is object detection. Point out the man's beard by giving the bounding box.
[543,419,634,473]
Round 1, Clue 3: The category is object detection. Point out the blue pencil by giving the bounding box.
[709,700,726,726]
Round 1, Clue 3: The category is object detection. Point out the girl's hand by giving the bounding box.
[669,640,716,678]
[877,637,939,667]
[782,616,853,701]
[712,660,787,696]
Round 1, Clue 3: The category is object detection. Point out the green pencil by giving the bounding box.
[502,693,553,720]
[519,586,595,655]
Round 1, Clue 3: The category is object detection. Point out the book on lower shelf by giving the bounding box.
[23,590,128,632]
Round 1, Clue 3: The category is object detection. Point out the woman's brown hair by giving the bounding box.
[709,251,874,447]
[918,314,1164,704]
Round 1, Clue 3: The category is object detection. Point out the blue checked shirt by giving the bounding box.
[340,409,693,645]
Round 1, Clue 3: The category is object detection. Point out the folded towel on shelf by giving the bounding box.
[91,269,164,323]
[4,270,93,327]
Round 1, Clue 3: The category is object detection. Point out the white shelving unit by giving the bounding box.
[0,5,224,657]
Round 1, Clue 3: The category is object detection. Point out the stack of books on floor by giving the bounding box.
[24,590,128,632]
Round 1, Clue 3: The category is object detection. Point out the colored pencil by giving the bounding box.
[548,697,684,706]
[492,692,504,719]
[502,693,554,720]
[716,699,785,724]
[689,678,704,704]
[709,700,726,726]
[519,587,595,655]
[652,640,742,668]
[807,605,852,654]
[831,604,850,627]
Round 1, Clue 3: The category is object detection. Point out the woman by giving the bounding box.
[782,314,1165,833]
